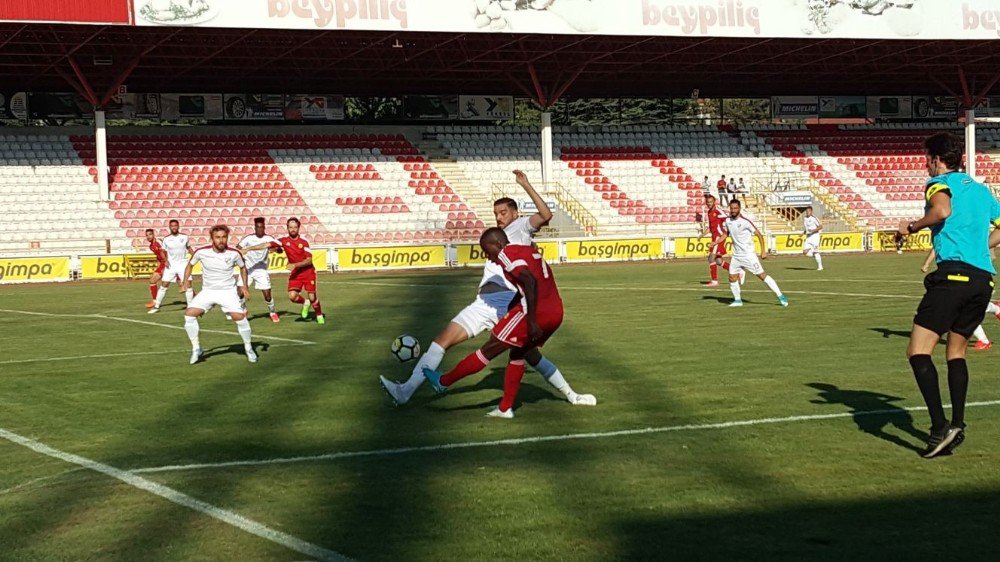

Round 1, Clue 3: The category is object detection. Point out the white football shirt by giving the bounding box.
[478,217,538,307]
[190,247,245,291]
[239,234,278,270]
[161,233,190,268]
[804,215,821,236]
[724,215,760,257]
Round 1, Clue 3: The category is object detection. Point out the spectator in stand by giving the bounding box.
[702,175,711,198]
[717,175,730,205]
[735,177,748,204]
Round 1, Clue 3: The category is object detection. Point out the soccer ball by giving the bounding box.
[391,335,421,363]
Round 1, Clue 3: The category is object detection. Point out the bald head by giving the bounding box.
[479,227,509,260]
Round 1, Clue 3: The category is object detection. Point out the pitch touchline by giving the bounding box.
[0,309,317,345]
[336,281,917,300]
[129,400,1000,474]
[0,428,349,561]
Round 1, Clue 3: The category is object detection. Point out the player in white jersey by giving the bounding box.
[181,225,257,364]
[238,217,282,323]
[711,200,789,308]
[380,170,596,407]
[149,219,195,313]
[802,206,824,271]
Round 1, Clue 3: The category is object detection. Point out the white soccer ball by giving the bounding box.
[391,335,421,363]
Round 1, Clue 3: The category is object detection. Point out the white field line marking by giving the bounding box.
[131,400,1000,475]
[0,344,308,366]
[0,427,349,562]
[0,309,316,346]
[335,281,918,300]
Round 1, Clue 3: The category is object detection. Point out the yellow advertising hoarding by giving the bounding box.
[0,256,71,283]
[673,237,764,258]
[564,238,662,262]
[82,250,329,279]
[874,230,932,252]
[455,241,559,266]
[772,233,865,254]
[337,245,446,270]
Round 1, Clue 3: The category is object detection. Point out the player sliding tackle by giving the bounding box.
[423,227,565,419]
[380,170,595,407]
[711,200,788,307]
[181,225,257,364]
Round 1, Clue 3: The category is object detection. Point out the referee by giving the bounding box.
[900,132,1000,459]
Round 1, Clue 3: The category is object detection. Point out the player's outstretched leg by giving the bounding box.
[526,350,596,406]
[381,323,466,406]
[232,313,257,363]
[308,292,325,325]
[184,313,203,364]
[728,274,743,307]
[149,284,169,314]
[972,325,991,350]
[988,301,1000,321]
[424,337,508,394]
[814,251,824,271]
[758,272,788,307]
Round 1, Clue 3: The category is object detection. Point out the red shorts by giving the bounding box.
[288,276,317,293]
[492,304,564,348]
[154,263,166,275]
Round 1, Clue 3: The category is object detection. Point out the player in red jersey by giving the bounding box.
[279,217,325,325]
[423,227,564,419]
[144,228,169,308]
[703,194,732,287]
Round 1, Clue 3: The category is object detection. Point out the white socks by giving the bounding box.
[184,316,200,350]
[545,370,577,401]
[236,319,253,348]
[763,275,783,297]
[403,341,446,394]
[184,288,194,304]
[987,302,1000,316]
[154,286,167,308]
[815,253,824,269]
[730,281,742,301]
[973,325,990,344]
[266,299,276,313]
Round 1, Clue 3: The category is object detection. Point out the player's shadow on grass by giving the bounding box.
[700,295,763,305]
[429,369,563,412]
[806,383,926,453]
[870,328,952,344]
[785,266,819,271]
[201,341,270,360]
[248,311,292,321]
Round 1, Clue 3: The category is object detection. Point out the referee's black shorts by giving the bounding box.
[914,261,996,338]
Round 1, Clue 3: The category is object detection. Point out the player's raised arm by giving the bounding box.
[514,170,553,230]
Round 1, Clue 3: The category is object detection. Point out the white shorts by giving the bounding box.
[452,297,503,338]
[729,254,765,276]
[247,267,271,290]
[804,234,821,252]
[189,288,244,314]
[162,263,187,283]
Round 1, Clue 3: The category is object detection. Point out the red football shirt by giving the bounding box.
[706,205,728,238]
[279,236,316,279]
[494,244,562,317]
[149,239,167,266]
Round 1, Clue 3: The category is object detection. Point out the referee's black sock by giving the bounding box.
[947,358,969,428]
[909,354,947,430]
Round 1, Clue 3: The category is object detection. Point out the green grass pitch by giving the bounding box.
[1,252,1000,561]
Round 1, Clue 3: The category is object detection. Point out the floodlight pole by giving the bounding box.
[965,108,977,180]
[95,110,110,201]
[541,111,553,185]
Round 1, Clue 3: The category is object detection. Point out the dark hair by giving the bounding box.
[210,224,230,236]
[254,217,266,225]
[287,217,300,226]
[168,219,179,225]
[924,132,963,170]
[144,228,154,234]
[493,197,517,211]
[806,206,813,210]
[730,199,742,207]
[705,194,716,201]
[479,226,508,245]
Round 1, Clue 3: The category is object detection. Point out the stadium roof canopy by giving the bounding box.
[1,2,999,108]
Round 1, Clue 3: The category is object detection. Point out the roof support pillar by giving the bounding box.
[540,111,553,185]
[95,110,110,202]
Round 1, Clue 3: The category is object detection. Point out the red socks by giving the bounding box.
[722,261,730,271]
[290,294,306,304]
[149,285,157,299]
[498,360,526,412]
[709,263,718,281]
[311,299,323,316]
[441,350,490,387]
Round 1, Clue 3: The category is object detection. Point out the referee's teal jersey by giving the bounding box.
[926,171,1000,274]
